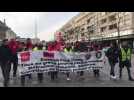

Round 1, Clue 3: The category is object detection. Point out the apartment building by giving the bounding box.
[58,12,134,46]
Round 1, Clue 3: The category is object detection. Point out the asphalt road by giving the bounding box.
[0,55,134,87]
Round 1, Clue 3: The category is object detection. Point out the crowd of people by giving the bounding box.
[0,37,133,87]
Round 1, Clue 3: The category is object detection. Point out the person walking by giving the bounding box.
[106,42,119,79]
[93,43,100,77]
[0,39,12,87]
[119,41,134,81]
[64,43,73,81]
[8,38,19,78]
[78,40,88,77]
[33,43,44,83]
[47,41,57,80]
[25,38,33,80]
[18,42,28,86]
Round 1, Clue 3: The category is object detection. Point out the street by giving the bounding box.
[0,55,134,87]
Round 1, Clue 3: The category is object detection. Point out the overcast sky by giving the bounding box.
[0,12,79,41]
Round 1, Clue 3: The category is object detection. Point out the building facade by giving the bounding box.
[0,20,16,41]
[6,29,16,40]
[58,12,134,45]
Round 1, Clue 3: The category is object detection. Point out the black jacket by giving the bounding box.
[80,42,88,52]
[0,44,12,63]
[106,47,119,63]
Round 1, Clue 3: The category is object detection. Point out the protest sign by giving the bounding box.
[18,50,105,76]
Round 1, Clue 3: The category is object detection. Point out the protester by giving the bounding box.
[0,39,12,87]
[93,43,100,77]
[119,41,134,81]
[79,40,88,77]
[106,42,119,79]
[18,42,30,86]
[33,44,38,51]
[64,43,73,80]
[8,38,19,78]
[25,38,33,80]
[73,41,80,52]
[42,41,46,50]
[37,43,44,83]
[47,41,58,80]
[4,37,134,86]
[26,38,33,50]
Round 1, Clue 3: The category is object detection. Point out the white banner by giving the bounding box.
[18,50,105,76]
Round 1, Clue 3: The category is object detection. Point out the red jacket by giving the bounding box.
[48,45,56,51]
[8,40,19,55]
[26,42,33,50]
[55,41,64,51]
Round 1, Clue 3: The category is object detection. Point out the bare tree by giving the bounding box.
[116,12,125,47]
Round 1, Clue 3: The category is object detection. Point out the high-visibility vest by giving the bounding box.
[64,48,72,53]
[33,47,38,51]
[121,48,131,61]
[43,47,46,50]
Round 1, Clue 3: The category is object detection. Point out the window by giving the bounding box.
[87,25,95,33]
[101,26,107,32]
[101,18,107,24]
[109,24,117,30]
[81,28,85,31]
[81,33,85,36]
[109,15,116,22]
[87,19,91,23]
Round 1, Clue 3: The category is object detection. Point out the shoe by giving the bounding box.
[94,74,97,77]
[13,74,16,77]
[96,72,100,77]
[110,75,115,79]
[28,75,32,80]
[119,75,122,79]
[129,78,134,81]
[21,83,25,87]
[113,76,117,79]
[67,78,71,81]
[38,79,43,83]
[4,82,8,87]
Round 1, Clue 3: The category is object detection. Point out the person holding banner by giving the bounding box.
[93,44,100,77]
[25,38,33,80]
[0,39,12,87]
[64,43,73,81]
[20,39,33,86]
[19,42,32,86]
[33,43,44,83]
[47,41,58,80]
